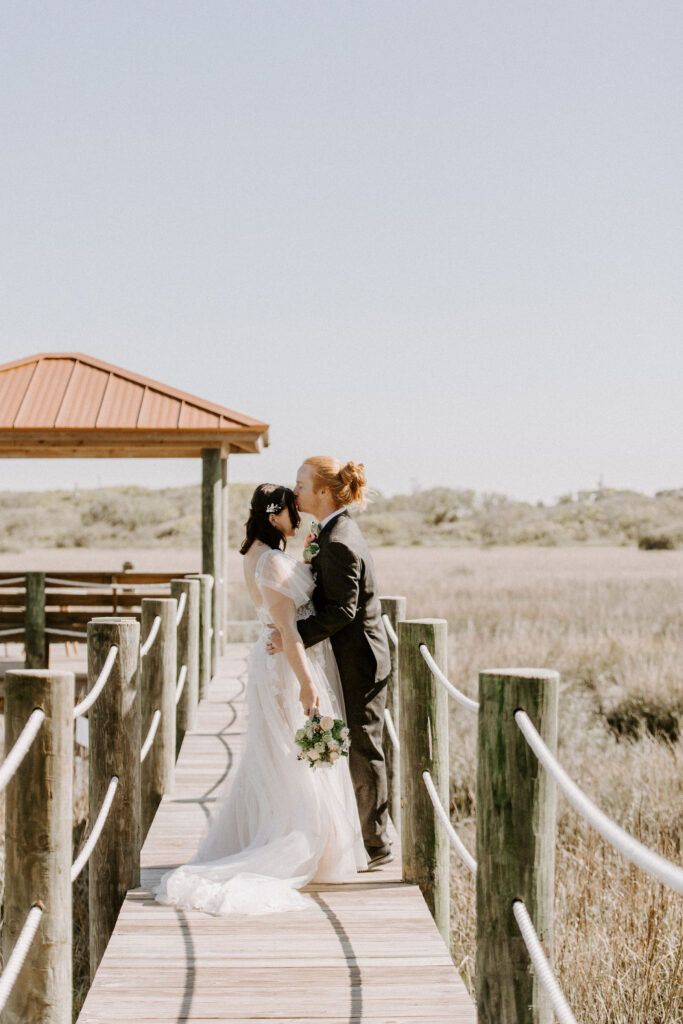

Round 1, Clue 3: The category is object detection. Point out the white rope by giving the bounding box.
[175,591,187,626]
[140,615,161,657]
[44,576,170,590]
[512,900,578,1024]
[0,627,23,637]
[515,710,683,893]
[0,904,44,1012]
[422,770,477,875]
[71,776,119,882]
[0,576,26,587]
[45,627,88,639]
[140,710,162,763]
[382,613,398,647]
[73,646,118,719]
[384,707,400,751]
[175,664,187,705]
[419,645,480,713]
[0,710,45,793]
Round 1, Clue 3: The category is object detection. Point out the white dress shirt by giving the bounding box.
[318,507,346,532]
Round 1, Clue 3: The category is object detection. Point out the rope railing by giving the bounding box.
[71,776,119,883]
[175,664,187,705]
[140,615,161,657]
[44,576,171,590]
[382,613,398,647]
[0,904,44,1014]
[0,576,26,587]
[419,644,479,713]
[393,621,683,1023]
[512,900,578,1024]
[73,645,118,719]
[175,591,187,626]
[422,770,477,875]
[45,627,88,639]
[0,709,46,793]
[514,709,683,893]
[140,710,162,764]
[0,577,210,1019]
[383,707,400,751]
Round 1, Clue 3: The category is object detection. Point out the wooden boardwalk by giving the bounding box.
[78,644,475,1024]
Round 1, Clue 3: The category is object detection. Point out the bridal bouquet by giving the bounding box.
[295,711,350,768]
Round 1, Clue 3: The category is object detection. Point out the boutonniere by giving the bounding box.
[303,520,321,563]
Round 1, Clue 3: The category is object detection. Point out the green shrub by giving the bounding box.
[638,534,677,550]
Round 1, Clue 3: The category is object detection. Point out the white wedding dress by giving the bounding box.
[155,548,367,915]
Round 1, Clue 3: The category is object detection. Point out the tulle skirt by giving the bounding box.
[155,631,367,915]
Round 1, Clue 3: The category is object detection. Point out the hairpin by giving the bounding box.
[266,503,282,514]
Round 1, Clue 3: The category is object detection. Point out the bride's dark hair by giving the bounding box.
[240,484,300,555]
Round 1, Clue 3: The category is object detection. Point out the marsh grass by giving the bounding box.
[373,546,683,1024]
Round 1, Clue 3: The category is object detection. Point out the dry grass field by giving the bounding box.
[1,543,682,1022]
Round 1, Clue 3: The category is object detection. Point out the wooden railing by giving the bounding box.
[380,597,683,1024]
[0,572,193,665]
[0,574,212,1023]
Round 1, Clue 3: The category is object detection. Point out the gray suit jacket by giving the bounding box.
[297,510,391,690]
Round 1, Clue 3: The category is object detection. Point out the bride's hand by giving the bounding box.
[303,531,315,549]
[300,686,319,718]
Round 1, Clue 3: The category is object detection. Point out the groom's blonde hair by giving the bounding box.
[303,457,367,509]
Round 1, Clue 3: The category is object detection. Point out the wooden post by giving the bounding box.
[87,617,141,980]
[221,454,228,656]
[185,573,213,699]
[140,598,177,841]
[380,595,406,835]
[171,578,199,757]
[398,619,450,944]
[24,571,47,668]
[3,669,74,1024]
[476,669,559,1024]
[202,448,222,676]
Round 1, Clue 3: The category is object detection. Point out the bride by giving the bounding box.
[155,483,367,915]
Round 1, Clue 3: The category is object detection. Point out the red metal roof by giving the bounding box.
[0,353,269,457]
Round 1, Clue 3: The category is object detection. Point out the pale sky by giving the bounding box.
[2,2,682,502]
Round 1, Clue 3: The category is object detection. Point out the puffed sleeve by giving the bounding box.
[255,550,314,609]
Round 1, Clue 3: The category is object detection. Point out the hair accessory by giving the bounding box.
[266,502,282,514]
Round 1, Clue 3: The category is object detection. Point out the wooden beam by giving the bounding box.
[0,428,268,458]
[221,456,228,656]
[201,449,222,676]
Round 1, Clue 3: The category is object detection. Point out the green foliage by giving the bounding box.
[1,481,682,550]
[638,533,677,551]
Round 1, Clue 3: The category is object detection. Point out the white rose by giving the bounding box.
[329,751,339,762]
[320,715,334,731]
[340,727,349,740]
[308,749,320,760]
[328,740,339,751]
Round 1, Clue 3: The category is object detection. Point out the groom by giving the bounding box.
[269,458,392,867]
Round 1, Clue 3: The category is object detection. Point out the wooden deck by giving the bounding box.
[78,644,475,1023]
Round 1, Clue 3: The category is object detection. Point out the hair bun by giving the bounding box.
[340,461,366,495]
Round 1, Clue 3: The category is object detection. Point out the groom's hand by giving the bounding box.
[266,626,283,655]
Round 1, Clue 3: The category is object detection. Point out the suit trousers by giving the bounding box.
[343,674,391,855]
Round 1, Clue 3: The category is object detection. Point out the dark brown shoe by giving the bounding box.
[363,849,394,869]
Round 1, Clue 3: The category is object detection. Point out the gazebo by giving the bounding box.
[0,352,269,657]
